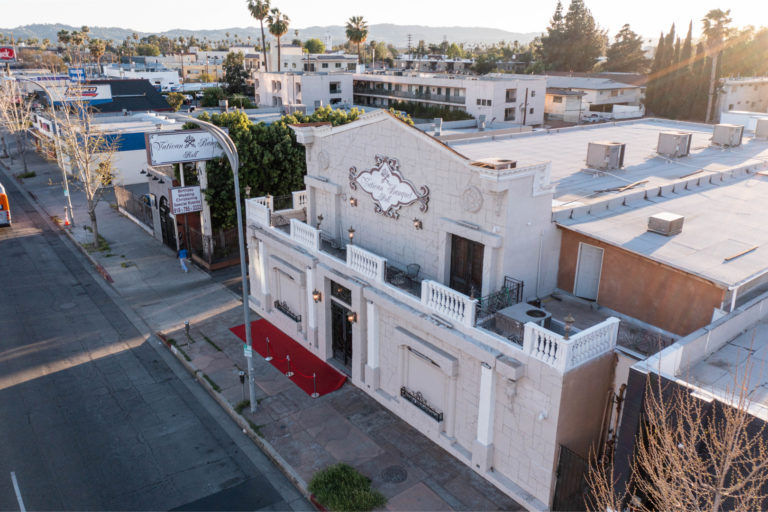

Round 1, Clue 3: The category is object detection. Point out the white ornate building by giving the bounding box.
[244,110,619,509]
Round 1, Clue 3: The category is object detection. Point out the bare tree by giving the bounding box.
[54,84,119,245]
[588,364,768,511]
[0,78,34,173]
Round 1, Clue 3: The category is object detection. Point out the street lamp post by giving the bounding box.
[20,78,75,225]
[173,113,258,413]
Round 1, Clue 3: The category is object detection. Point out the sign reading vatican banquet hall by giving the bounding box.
[170,186,203,215]
[349,155,429,219]
[145,130,225,166]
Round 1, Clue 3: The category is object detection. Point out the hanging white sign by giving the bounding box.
[170,186,203,215]
[145,130,225,165]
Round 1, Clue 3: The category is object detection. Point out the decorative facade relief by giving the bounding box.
[349,155,429,219]
[461,186,484,213]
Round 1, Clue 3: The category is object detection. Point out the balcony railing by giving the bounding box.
[353,86,466,105]
[347,244,387,282]
[523,317,619,372]
[290,219,320,251]
[421,280,478,327]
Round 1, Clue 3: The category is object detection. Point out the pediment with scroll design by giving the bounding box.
[349,155,429,219]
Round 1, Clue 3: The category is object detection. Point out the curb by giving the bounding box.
[155,333,323,511]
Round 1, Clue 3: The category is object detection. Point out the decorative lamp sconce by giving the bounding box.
[312,289,322,303]
[413,218,423,230]
[349,197,358,207]
[140,169,147,174]
[245,185,251,198]
[564,313,575,340]
[158,178,165,184]
[152,175,159,181]
[348,226,355,243]
[316,214,324,229]
[347,312,357,323]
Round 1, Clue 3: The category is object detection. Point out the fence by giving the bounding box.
[114,185,153,229]
[476,276,524,320]
[187,225,241,264]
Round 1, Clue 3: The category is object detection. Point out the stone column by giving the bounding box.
[196,161,214,261]
[306,266,318,348]
[364,300,380,389]
[472,362,495,472]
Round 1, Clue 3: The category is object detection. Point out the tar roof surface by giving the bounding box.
[559,175,768,287]
[450,119,768,207]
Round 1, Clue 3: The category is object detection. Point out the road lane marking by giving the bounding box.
[10,472,26,512]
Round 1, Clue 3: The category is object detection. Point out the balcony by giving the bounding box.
[353,86,466,105]
[248,193,620,373]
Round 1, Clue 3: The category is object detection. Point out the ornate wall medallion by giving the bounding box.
[349,155,429,219]
[461,186,483,213]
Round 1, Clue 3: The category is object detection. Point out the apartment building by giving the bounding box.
[352,73,546,125]
[394,54,473,73]
[544,76,644,114]
[254,72,353,111]
[716,76,768,117]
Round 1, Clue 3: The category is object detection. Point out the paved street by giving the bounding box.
[0,170,310,511]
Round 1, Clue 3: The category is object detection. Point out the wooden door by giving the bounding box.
[449,234,484,298]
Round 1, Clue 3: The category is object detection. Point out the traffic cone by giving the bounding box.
[64,209,70,227]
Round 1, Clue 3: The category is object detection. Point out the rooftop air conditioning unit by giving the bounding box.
[657,131,692,158]
[648,212,684,236]
[712,123,743,147]
[587,141,626,170]
[475,158,517,170]
[755,118,768,139]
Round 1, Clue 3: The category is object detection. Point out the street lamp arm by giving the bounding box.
[170,112,257,414]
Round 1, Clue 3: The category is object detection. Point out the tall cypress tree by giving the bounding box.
[540,1,567,70]
[562,0,607,71]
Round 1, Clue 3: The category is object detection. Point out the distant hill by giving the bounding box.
[0,23,540,48]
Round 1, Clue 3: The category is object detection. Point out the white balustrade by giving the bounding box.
[346,244,387,282]
[249,201,271,227]
[420,280,477,327]
[290,219,320,252]
[292,190,308,209]
[253,195,273,210]
[523,317,620,372]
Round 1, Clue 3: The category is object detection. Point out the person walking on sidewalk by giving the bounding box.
[178,246,189,273]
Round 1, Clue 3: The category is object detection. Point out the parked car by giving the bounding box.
[582,113,601,123]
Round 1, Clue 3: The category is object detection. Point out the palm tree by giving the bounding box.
[247,0,271,72]
[89,39,106,69]
[345,16,368,63]
[702,9,732,123]
[267,8,290,71]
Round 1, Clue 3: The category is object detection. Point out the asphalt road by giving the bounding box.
[0,170,310,511]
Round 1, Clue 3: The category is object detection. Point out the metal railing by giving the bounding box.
[114,185,153,228]
[476,276,524,320]
[353,86,466,105]
[187,225,241,264]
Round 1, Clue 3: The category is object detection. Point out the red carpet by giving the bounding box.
[230,319,346,397]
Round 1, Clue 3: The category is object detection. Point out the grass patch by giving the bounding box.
[202,334,223,352]
[246,419,264,437]
[202,373,221,392]
[120,261,132,268]
[83,234,110,253]
[234,399,250,414]
[177,346,191,361]
[17,170,36,179]
[309,463,386,512]
[51,215,61,225]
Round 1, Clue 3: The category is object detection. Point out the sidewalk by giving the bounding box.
[1,147,524,511]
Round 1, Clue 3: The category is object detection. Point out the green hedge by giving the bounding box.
[308,463,386,512]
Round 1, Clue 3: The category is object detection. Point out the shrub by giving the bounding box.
[308,463,386,512]
[201,87,227,107]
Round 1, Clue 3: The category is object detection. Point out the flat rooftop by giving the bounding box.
[450,119,768,208]
[560,175,768,287]
[687,314,768,421]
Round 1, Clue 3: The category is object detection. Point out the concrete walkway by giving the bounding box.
[1,145,524,511]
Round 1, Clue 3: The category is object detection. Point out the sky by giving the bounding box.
[2,0,764,40]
